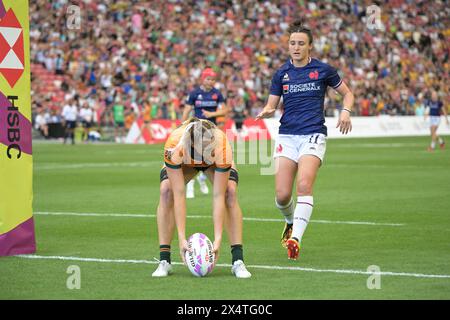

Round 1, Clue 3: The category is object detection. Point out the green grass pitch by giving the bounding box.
[1,135,449,299]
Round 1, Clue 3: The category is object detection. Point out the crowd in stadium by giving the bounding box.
[29,0,449,138]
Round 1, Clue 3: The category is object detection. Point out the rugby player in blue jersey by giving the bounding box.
[256,20,354,260]
[425,90,448,151]
[182,68,230,199]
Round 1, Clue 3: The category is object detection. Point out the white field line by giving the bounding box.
[34,162,448,170]
[35,161,161,170]
[34,211,405,227]
[14,254,450,279]
[332,143,424,148]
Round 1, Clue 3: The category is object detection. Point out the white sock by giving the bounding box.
[275,197,294,224]
[431,141,436,149]
[292,196,313,242]
[438,137,443,144]
[186,180,195,192]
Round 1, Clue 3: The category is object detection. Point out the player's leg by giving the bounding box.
[429,125,438,151]
[225,169,251,278]
[435,123,445,149]
[273,135,301,247]
[114,122,119,143]
[63,122,69,144]
[287,134,326,260]
[152,166,198,277]
[120,124,125,143]
[286,155,321,260]
[68,122,75,144]
[275,157,298,247]
[204,166,251,278]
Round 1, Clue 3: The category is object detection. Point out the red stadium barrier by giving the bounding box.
[125,118,271,144]
[223,119,271,142]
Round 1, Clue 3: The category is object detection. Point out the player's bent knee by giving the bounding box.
[275,189,292,205]
[159,181,174,205]
[225,185,237,208]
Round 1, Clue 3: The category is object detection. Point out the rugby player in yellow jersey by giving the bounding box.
[152,117,251,278]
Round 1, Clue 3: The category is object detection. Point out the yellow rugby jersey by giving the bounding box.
[164,122,232,171]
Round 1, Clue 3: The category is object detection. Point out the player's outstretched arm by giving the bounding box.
[166,167,189,263]
[202,103,230,119]
[255,95,281,119]
[335,81,354,135]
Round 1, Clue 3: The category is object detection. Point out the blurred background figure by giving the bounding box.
[34,107,50,139]
[425,90,449,151]
[80,102,94,143]
[113,97,126,143]
[61,98,78,145]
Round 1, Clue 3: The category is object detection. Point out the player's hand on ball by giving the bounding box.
[179,238,190,265]
[336,110,352,134]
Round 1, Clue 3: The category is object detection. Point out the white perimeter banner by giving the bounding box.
[264,115,450,139]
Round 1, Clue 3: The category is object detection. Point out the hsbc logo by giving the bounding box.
[0,7,24,88]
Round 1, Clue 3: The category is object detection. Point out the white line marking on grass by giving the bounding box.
[35,162,160,170]
[15,254,450,279]
[334,143,424,148]
[34,211,405,227]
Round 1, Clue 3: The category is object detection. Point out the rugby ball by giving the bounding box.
[185,233,215,277]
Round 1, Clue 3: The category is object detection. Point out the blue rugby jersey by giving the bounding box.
[270,58,342,136]
[426,100,443,116]
[186,87,225,124]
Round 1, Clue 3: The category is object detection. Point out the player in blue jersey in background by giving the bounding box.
[425,90,448,151]
[182,68,230,198]
[256,20,354,260]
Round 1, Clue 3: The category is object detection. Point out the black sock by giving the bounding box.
[231,244,243,264]
[160,244,171,263]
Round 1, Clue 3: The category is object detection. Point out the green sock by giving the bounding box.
[159,244,171,264]
[231,244,243,264]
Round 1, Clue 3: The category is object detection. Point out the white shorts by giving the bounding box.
[430,116,441,127]
[273,133,327,164]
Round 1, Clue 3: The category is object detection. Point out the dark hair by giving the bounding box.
[287,20,313,44]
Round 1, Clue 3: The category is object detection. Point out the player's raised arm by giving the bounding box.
[256,95,281,119]
[334,81,354,135]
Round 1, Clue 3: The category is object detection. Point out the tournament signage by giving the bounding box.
[0,0,35,256]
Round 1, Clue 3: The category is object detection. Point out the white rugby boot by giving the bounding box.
[231,260,252,279]
[152,260,173,277]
